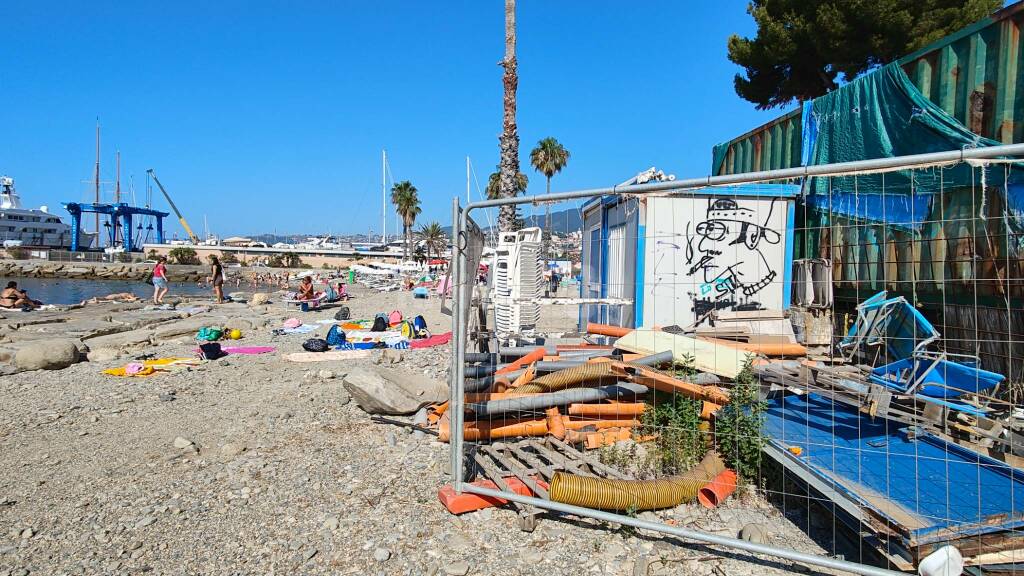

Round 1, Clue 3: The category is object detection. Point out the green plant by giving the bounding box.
[638,392,705,477]
[219,252,238,264]
[714,358,767,482]
[168,247,199,265]
[5,247,28,260]
[115,252,132,263]
[267,252,303,268]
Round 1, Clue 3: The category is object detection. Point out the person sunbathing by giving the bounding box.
[297,276,316,300]
[0,281,39,310]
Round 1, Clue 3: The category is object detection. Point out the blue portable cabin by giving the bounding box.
[580,183,800,331]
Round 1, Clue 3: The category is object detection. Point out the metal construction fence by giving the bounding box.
[447,143,1024,576]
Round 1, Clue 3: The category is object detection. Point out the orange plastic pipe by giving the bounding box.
[610,362,731,405]
[438,475,549,514]
[697,336,807,357]
[438,415,549,442]
[496,347,547,375]
[568,403,647,417]
[563,418,640,431]
[586,322,631,338]
[701,401,723,419]
[556,344,613,351]
[584,427,632,449]
[546,407,566,440]
[697,468,738,508]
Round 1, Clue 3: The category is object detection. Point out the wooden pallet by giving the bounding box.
[468,436,633,531]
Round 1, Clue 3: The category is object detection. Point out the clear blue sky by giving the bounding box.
[2,1,783,239]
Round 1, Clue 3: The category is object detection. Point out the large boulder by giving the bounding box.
[342,366,448,415]
[250,293,271,306]
[15,339,80,370]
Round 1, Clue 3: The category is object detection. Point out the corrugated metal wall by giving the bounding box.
[713,2,1024,176]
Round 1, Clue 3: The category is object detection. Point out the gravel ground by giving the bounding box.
[0,284,844,576]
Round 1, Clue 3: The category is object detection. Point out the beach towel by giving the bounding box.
[410,332,452,349]
[102,357,197,377]
[336,337,409,351]
[281,324,318,335]
[207,346,276,355]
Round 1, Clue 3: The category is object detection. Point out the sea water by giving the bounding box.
[1,277,213,305]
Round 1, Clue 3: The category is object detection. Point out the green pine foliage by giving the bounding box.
[728,0,1001,109]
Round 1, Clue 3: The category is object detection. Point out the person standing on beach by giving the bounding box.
[152,256,169,304]
[209,255,225,304]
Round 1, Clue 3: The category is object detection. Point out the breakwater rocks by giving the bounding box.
[0,260,206,282]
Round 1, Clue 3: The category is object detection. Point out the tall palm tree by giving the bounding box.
[390,180,421,259]
[485,167,528,200]
[497,0,520,232]
[417,221,447,261]
[529,137,570,251]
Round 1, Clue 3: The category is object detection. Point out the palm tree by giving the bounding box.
[485,167,528,200]
[390,180,421,258]
[497,0,520,232]
[530,137,570,251]
[417,221,447,261]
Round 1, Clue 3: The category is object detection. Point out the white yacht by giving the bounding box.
[0,176,96,249]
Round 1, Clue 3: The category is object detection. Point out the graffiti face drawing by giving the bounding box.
[685,198,781,311]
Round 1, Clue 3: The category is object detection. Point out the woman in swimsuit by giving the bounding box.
[152,256,169,304]
[0,281,37,310]
[209,255,225,304]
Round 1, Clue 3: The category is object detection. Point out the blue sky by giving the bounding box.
[2,1,783,239]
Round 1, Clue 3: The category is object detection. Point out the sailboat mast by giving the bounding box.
[114,150,121,245]
[466,156,470,204]
[382,149,387,244]
[94,121,101,242]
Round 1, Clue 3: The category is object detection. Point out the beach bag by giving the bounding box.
[412,315,429,338]
[325,325,346,347]
[371,314,388,332]
[388,310,402,325]
[196,327,223,341]
[334,306,351,321]
[399,320,415,339]
[197,342,226,360]
[302,338,329,352]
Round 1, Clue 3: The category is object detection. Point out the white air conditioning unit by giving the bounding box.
[494,227,543,338]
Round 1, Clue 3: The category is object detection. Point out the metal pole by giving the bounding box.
[462,484,904,576]
[450,198,468,488]
[448,198,460,479]
[382,149,387,244]
[462,142,1024,210]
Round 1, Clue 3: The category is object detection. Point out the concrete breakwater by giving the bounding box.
[1,260,213,283]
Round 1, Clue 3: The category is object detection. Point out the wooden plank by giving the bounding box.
[527,439,592,475]
[483,446,549,499]
[615,330,746,379]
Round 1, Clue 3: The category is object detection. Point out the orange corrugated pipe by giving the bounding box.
[568,403,647,417]
[586,322,631,338]
[698,468,738,508]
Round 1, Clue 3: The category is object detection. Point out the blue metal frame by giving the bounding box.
[63,202,169,252]
[782,201,795,307]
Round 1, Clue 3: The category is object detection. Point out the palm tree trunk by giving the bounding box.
[545,175,551,263]
[498,0,519,232]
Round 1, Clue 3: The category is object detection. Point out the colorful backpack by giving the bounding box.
[371,315,388,332]
[196,327,223,341]
[388,310,403,325]
[412,315,429,338]
[325,325,346,347]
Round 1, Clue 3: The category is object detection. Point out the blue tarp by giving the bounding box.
[804,191,932,230]
[765,393,1024,547]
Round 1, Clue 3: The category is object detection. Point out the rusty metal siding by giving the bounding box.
[899,2,1024,143]
[714,2,1024,175]
[714,109,802,175]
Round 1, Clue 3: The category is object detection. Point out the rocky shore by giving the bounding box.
[0,284,834,576]
[0,260,210,283]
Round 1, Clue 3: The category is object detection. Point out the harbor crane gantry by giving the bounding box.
[146,169,200,245]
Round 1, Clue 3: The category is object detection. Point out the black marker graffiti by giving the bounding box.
[684,198,781,318]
